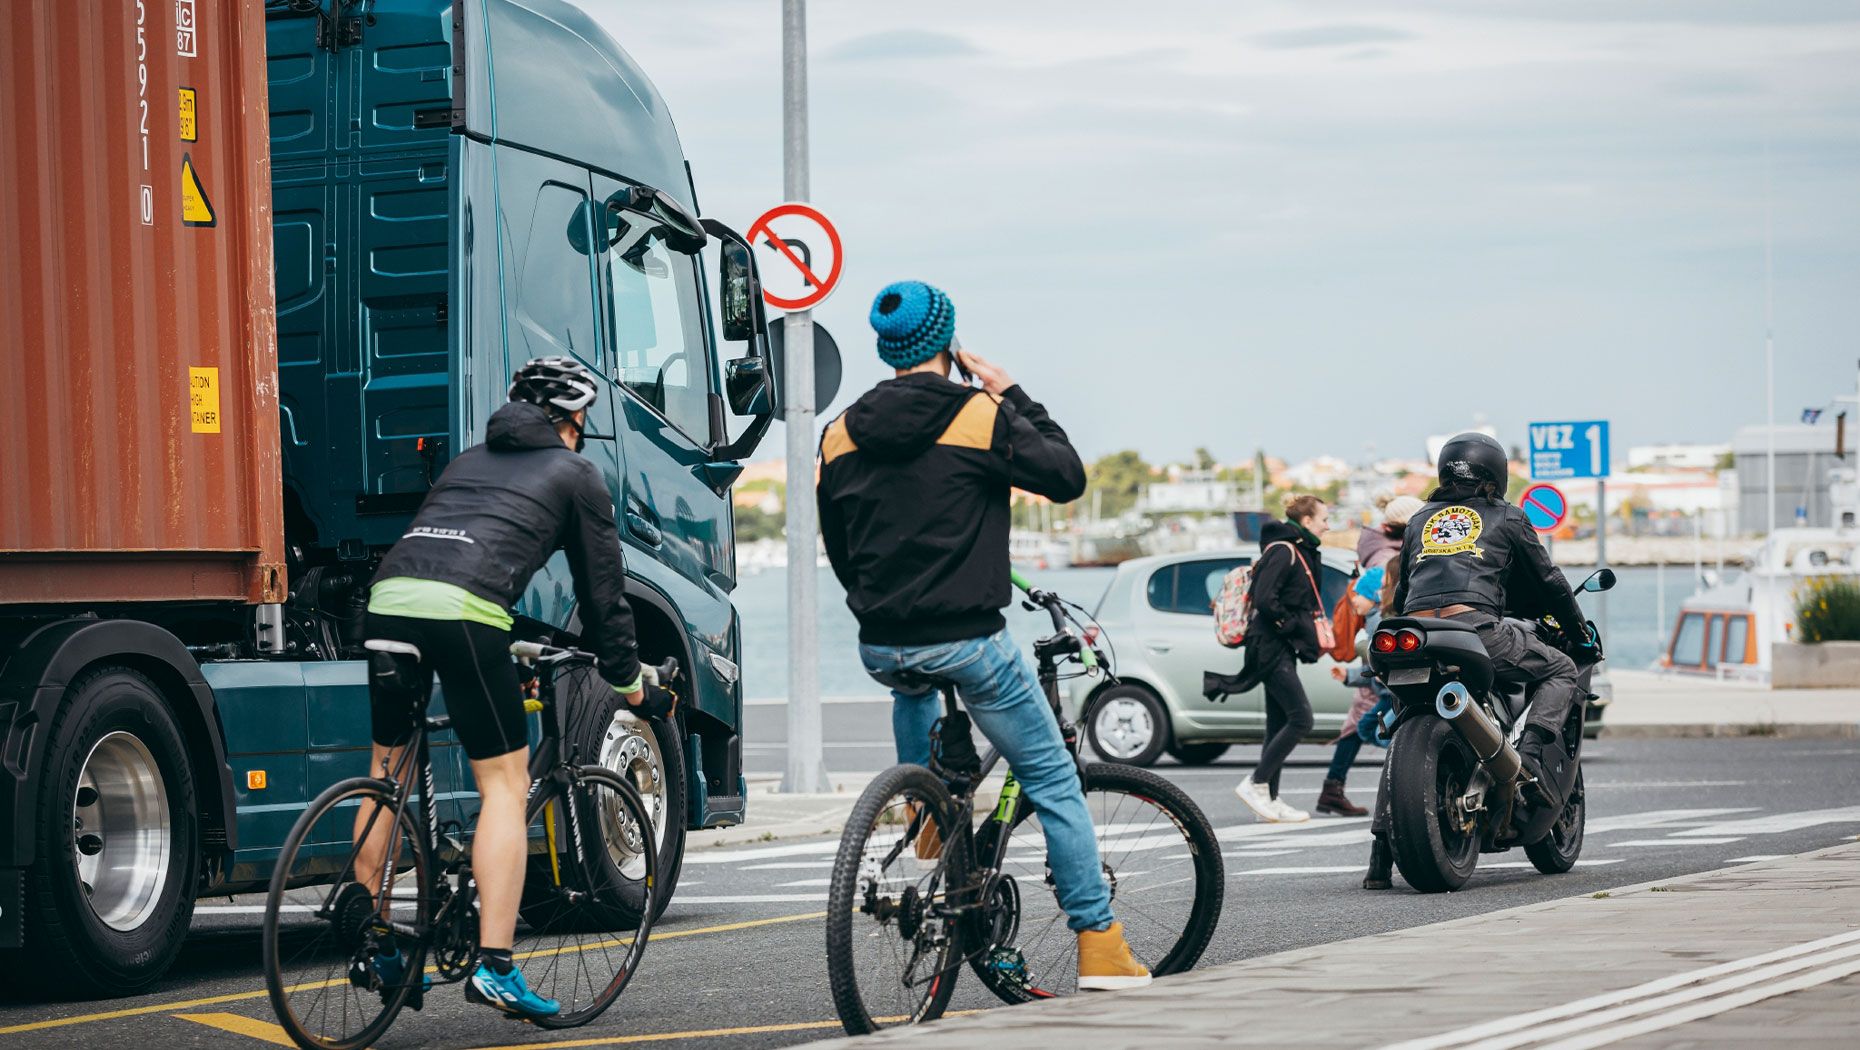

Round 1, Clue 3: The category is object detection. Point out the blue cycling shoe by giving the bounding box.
[466,962,560,1019]
[351,948,432,1010]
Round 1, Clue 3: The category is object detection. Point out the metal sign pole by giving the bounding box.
[780,0,829,794]
[1596,477,1608,641]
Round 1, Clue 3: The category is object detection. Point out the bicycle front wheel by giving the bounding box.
[825,764,968,1035]
[515,766,657,1029]
[971,762,1224,1003]
[263,777,433,1050]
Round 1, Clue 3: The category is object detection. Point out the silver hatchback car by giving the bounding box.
[1066,547,1361,766]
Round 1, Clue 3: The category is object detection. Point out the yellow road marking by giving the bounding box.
[0,910,827,1036]
[469,1012,979,1050]
[174,1012,299,1047]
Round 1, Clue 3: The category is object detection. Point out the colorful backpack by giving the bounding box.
[1213,561,1260,648]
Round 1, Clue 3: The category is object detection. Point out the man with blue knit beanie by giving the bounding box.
[817,280,1152,991]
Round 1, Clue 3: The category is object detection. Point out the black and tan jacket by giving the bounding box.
[816,372,1086,646]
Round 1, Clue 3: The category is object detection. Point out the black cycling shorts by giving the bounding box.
[363,612,527,761]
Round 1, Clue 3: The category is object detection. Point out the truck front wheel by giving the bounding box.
[23,667,199,997]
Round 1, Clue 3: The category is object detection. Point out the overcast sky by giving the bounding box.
[588,1,1860,466]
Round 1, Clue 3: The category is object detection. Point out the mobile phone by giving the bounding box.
[949,333,972,384]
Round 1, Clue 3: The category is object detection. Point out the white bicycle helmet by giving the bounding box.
[508,356,598,419]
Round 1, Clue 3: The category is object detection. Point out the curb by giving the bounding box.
[1599,721,1860,740]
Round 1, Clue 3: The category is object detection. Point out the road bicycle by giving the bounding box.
[825,573,1225,1034]
[261,640,665,1050]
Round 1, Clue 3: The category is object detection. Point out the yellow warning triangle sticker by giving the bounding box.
[181,153,216,227]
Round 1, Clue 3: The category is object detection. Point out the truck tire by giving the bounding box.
[526,664,686,928]
[22,666,199,997]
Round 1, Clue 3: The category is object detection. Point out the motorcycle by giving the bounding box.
[1367,568,1615,892]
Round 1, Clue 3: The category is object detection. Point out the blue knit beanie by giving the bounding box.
[869,281,955,369]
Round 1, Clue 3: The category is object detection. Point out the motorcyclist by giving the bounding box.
[1362,431,1594,890]
[354,356,675,1017]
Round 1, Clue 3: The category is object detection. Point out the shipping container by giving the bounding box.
[0,0,285,605]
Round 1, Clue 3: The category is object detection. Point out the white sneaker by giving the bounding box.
[1234,778,1280,822]
[1270,798,1311,823]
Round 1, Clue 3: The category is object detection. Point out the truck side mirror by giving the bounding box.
[724,355,772,417]
[719,240,755,343]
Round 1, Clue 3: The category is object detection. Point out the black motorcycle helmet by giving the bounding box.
[1436,432,1509,495]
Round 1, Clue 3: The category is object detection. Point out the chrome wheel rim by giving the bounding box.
[600,712,667,880]
[1092,696,1156,760]
[73,731,171,931]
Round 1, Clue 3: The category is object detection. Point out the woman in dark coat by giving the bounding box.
[1214,494,1330,823]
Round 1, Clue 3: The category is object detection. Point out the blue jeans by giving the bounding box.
[859,629,1115,933]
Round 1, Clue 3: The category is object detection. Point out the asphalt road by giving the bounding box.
[3,735,1858,1050]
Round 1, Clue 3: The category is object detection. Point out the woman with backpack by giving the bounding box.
[1316,496,1423,816]
[1215,494,1331,824]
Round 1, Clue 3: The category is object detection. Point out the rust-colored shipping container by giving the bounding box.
[0,0,284,604]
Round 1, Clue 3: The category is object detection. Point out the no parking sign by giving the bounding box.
[1520,483,1569,533]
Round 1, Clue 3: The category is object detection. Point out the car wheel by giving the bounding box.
[1084,685,1168,767]
[1166,741,1230,766]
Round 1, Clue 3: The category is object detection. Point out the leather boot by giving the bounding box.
[1363,832,1393,891]
[1316,778,1367,817]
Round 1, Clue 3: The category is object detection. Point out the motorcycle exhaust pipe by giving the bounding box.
[1435,681,1521,783]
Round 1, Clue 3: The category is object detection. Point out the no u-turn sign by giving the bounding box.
[749,203,843,311]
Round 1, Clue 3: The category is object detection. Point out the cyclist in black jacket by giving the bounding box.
[354,357,673,1017]
[817,280,1152,990]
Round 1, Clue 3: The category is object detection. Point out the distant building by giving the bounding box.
[1733,424,1850,533]
[1627,443,1728,472]
[1140,471,1240,513]
[1284,455,1351,489]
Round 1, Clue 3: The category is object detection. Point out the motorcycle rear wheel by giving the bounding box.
[1524,767,1585,874]
[1387,715,1481,893]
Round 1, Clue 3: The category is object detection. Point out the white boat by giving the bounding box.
[1009,529,1072,570]
[1660,524,1859,679]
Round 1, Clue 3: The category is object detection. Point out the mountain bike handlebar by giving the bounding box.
[1011,571,1102,671]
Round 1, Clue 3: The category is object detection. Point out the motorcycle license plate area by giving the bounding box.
[1386,666,1432,687]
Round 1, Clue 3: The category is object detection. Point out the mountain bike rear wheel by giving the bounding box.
[263,778,433,1050]
[971,762,1223,1003]
[514,766,657,1028]
[826,764,968,1035]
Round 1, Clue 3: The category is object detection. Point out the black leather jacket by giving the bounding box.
[373,402,641,689]
[1394,495,1585,634]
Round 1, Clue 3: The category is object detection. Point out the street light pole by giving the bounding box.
[781,0,829,794]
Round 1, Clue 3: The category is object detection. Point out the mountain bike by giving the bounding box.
[825,573,1224,1034]
[261,640,666,1050]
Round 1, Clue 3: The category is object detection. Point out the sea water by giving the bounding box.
[730,564,1684,700]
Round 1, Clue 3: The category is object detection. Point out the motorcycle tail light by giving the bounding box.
[1397,629,1423,652]
[1371,630,1397,654]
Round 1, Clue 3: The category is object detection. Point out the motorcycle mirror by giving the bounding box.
[1580,568,1617,593]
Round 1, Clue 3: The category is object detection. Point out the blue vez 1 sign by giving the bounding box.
[1529,420,1610,480]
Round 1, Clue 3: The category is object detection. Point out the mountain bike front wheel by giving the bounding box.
[825,764,968,1035]
[514,765,658,1029]
[263,778,434,1050]
[971,762,1224,1003]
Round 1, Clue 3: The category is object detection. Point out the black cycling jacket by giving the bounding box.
[372,402,642,689]
[1393,495,1585,634]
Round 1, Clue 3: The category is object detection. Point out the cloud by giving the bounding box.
[825,30,979,62]
[1254,23,1414,50]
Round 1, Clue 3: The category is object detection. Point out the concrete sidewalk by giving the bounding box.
[796,843,1860,1049]
[1601,669,1860,738]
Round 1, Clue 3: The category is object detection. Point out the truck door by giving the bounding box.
[589,174,735,616]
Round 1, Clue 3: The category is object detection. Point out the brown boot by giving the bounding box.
[1363,832,1394,891]
[1316,778,1367,817]
[1078,921,1153,991]
[903,801,943,861]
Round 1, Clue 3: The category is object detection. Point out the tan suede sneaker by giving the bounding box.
[903,801,942,861]
[1077,921,1153,991]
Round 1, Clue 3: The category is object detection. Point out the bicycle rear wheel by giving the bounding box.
[513,766,657,1028]
[825,764,968,1035]
[263,778,433,1050]
[971,762,1223,1003]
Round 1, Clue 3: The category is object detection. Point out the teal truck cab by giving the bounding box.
[0,0,775,995]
